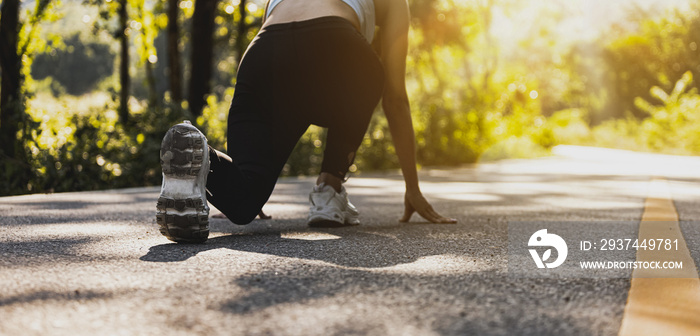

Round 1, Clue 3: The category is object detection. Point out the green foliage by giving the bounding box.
[32,34,115,95]
[480,136,550,162]
[283,126,328,177]
[21,90,192,194]
[635,71,700,153]
[376,0,553,167]
[603,4,700,120]
[545,109,591,145]
[551,72,700,156]
[356,113,399,171]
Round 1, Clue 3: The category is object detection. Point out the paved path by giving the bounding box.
[1,145,700,335]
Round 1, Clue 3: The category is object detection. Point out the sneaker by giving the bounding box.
[156,121,210,243]
[307,183,360,227]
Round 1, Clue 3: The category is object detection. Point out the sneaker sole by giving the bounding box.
[308,211,360,228]
[156,122,210,243]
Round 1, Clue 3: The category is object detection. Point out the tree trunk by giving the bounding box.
[234,0,247,65]
[188,0,217,117]
[0,0,22,160]
[145,61,159,109]
[168,0,183,102]
[118,0,130,124]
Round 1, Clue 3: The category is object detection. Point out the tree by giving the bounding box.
[188,0,217,117]
[0,0,55,194]
[88,0,133,124]
[234,0,248,61]
[118,0,130,124]
[0,0,22,161]
[132,0,160,108]
[168,0,183,102]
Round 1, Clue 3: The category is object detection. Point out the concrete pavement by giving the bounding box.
[1,145,700,335]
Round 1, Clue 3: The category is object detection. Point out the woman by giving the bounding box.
[156,0,456,243]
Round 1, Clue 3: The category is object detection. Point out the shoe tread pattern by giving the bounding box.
[157,123,209,243]
[160,126,205,177]
[156,208,209,243]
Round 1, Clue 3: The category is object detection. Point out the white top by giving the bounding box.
[265,0,376,43]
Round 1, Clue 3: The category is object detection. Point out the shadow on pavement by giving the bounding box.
[0,237,95,263]
[217,265,628,336]
[139,221,485,268]
[0,289,110,307]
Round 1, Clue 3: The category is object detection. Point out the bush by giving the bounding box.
[20,91,192,194]
[32,34,115,96]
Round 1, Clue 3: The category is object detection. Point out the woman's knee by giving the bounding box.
[209,191,266,225]
[221,206,260,225]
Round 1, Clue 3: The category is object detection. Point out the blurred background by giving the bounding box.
[1,0,699,196]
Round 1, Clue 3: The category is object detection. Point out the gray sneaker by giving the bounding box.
[307,183,360,227]
[156,121,210,243]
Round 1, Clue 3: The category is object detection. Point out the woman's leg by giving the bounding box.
[316,172,343,193]
[290,19,385,226]
[206,113,308,224]
[205,25,311,224]
[312,28,385,182]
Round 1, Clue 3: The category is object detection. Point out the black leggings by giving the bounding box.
[205,17,385,224]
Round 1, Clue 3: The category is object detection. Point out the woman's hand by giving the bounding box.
[400,191,457,224]
[377,1,456,225]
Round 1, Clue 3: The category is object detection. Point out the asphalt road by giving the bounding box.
[1,145,699,335]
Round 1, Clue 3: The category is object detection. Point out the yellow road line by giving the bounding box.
[618,179,700,335]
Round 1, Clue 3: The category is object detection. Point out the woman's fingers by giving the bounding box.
[422,209,451,223]
[399,209,413,222]
[400,200,415,222]
[414,197,457,224]
[436,215,458,224]
[401,192,457,224]
[421,209,456,223]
